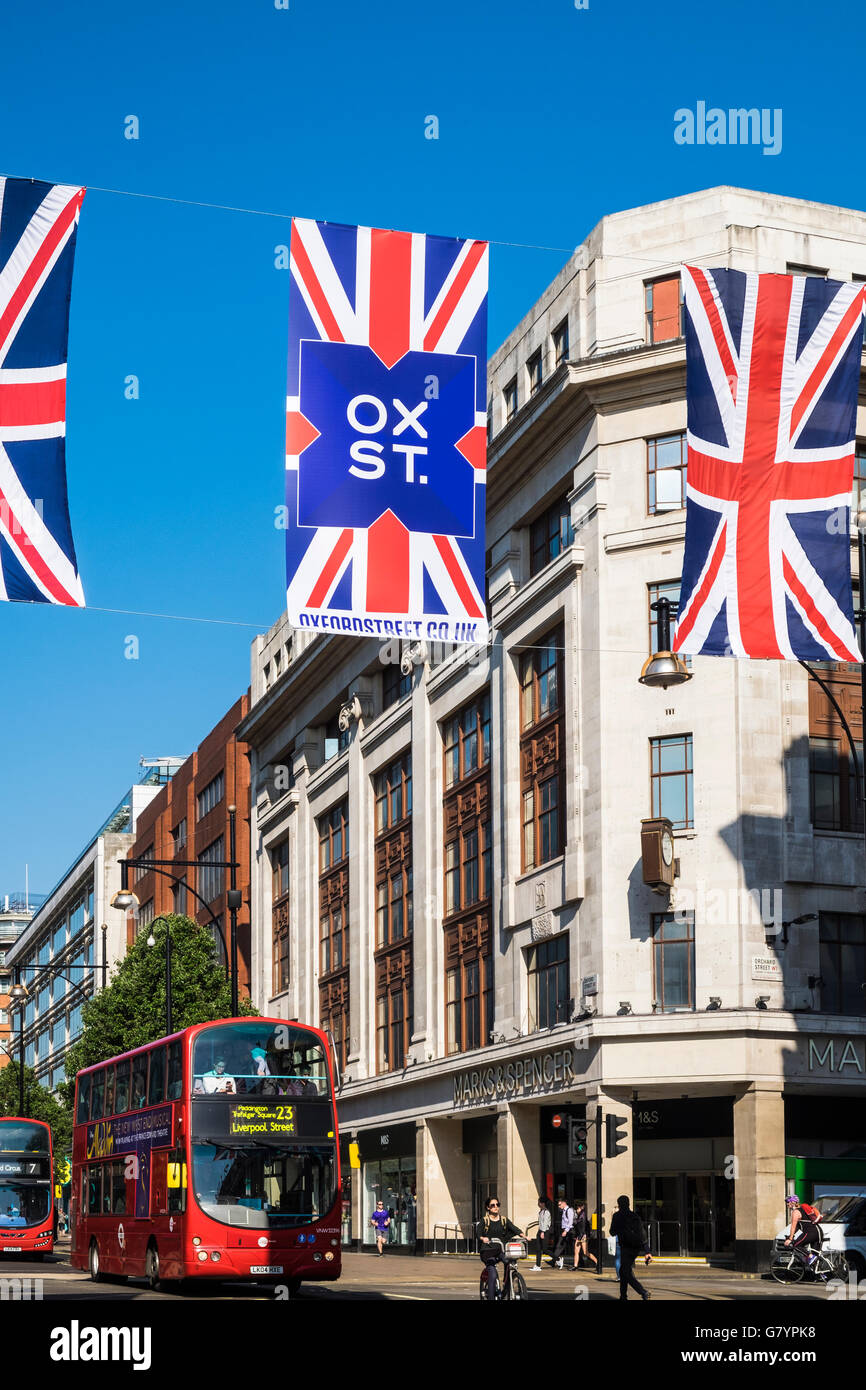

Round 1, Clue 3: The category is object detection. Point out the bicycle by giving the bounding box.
[770,1237,849,1285]
[479,1238,529,1301]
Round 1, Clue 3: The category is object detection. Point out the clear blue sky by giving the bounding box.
[0,0,862,893]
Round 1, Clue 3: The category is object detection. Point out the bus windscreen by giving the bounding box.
[192,1022,330,1098]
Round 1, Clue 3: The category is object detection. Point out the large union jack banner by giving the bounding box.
[285,218,489,645]
[673,265,865,660]
[0,177,86,606]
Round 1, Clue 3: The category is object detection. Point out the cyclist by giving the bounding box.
[476,1196,524,1300]
[783,1194,824,1269]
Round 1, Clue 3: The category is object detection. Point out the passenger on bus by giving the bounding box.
[198,1058,237,1094]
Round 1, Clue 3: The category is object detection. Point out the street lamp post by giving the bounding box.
[146,916,173,1036]
[114,851,242,1011]
[10,978,27,1116]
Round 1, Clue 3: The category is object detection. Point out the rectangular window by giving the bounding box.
[271,839,289,901]
[552,318,569,366]
[647,431,687,514]
[319,803,349,873]
[383,661,413,710]
[135,847,153,884]
[530,495,575,576]
[819,913,866,1016]
[196,771,225,821]
[115,1061,130,1114]
[198,837,225,903]
[138,898,155,929]
[376,867,413,947]
[645,275,683,344]
[652,911,695,1011]
[520,629,565,870]
[131,1054,148,1109]
[503,377,518,422]
[374,754,412,834]
[855,443,866,520]
[172,878,187,916]
[172,819,187,852]
[148,1046,166,1105]
[442,691,490,790]
[650,735,694,830]
[527,349,543,395]
[527,933,570,1030]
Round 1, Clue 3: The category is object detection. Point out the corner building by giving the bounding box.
[239,188,866,1271]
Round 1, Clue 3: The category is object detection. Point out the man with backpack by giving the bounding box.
[784,1195,824,1268]
[608,1195,652,1301]
[548,1197,575,1269]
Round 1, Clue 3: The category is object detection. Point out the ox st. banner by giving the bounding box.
[285,218,489,645]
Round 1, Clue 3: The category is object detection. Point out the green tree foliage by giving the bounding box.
[63,914,257,1086]
[0,1061,72,1159]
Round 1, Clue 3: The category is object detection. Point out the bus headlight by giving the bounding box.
[192,1236,201,1245]
[331,1239,339,1247]
[313,1253,323,1262]
[211,1251,221,1262]
[197,1250,208,1262]
[325,1252,334,1261]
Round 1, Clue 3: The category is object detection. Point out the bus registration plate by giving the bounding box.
[250,1265,283,1275]
[2,1246,22,1252]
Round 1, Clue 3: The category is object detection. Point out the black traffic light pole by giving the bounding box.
[595,1107,603,1276]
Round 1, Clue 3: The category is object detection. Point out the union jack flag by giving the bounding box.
[285,218,489,644]
[0,177,86,606]
[674,265,865,661]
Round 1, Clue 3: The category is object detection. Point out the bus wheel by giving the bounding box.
[145,1244,161,1291]
[88,1241,103,1283]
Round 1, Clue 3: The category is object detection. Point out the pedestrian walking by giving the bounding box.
[571,1202,597,1271]
[548,1197,575,1269]
[608,1195,652,1301]
[531,1196,551,1270]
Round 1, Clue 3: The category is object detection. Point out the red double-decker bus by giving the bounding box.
[70,1018,341,1291]
[0,1117,55,1258]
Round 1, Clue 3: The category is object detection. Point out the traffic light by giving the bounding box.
[568,1118,588,1163]
[605,1113,628,1158]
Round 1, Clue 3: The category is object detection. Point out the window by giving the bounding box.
[115,1061,130,1114]
[650,735,694,830]
[197,772,224,821]
[319,803,348,872]
[647,432,687,514]
[645,275,683,344]
[530,495,575,576]
[787,262,828,280]
[271,839,289,902]
[374,754,412,833]
[648,581,691,668]
[172,878,187,915]
[376,974,412,1073]
[445,930,493,1055]
[324,714,351,761]
[810,737,861,831]
[168,1040,183,1099]
[376,867,413,947]
[320,904,345,975]
[503,377,518,422]
[383,661,412,710]
[148,1047,166,1105]
[520,629,564,871]
[138,898,155,929]
[818,913,866,1015]
[131,1054,148,1109]
[552,319,569,366]
[172,819,187,852]
[443,691,491,790]
[652,911,695,1011]
[198,837,225,903]
[273,889,290,997]
[444,822,491,915]
[527,349,543,395]
[134,847,153,884]
[855,443,866,517]
[52,922,66,956]
[527,933,570,1030]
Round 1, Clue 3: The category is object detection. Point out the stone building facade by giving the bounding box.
[238,188,866,1270]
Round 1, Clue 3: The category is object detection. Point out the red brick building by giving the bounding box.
[127,694,252,999]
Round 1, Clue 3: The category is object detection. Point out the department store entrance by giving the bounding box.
[634,1173,734,1256]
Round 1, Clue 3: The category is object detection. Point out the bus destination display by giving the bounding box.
[229,1103,296,1137]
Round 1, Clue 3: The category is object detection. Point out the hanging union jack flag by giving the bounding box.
[285,218,489,644]
[673,265,865,661]
[0,177,86,606]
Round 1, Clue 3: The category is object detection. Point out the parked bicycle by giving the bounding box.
[770,1237,849,1285]
[478,1238,529,1301]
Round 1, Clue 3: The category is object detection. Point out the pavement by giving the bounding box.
[0,1244,844,1301]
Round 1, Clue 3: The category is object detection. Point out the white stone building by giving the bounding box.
[238,188,866,1271]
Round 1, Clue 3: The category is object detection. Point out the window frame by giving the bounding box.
[647,431,688,515]
[649,734,694,831]
[651,911,696,1012]
[526,932,570,1031]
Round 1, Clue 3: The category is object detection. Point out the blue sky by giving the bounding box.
[1,0,863,893]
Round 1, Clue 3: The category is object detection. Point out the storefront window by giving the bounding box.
[362,1158,417,1247]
